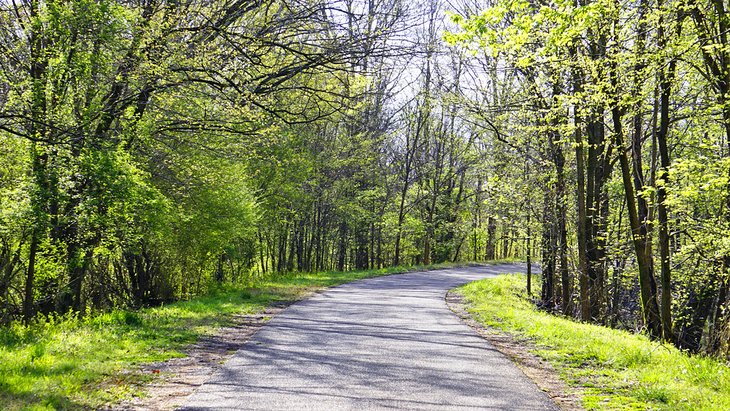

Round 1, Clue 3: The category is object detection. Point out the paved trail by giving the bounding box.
[181,264,557,410]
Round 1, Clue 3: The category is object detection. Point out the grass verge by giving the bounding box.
[0,262,484,411]
[457,274,730,410]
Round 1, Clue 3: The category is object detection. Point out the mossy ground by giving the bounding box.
[458,274,730,410]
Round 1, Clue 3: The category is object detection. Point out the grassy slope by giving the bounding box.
[1,263,473,411]
[458,274,730,410]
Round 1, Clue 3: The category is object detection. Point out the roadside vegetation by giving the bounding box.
[1,265,453,411]
[6,0,730,367]
[458,274,730,411]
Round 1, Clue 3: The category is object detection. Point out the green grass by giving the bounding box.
[0,262,483,410]
[458,274,730,410]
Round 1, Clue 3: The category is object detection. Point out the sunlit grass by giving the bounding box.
[458,274,730,410]
[0,262,484,410]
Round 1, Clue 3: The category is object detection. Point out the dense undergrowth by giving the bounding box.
[1,264,468,411]
[458,274,730,410]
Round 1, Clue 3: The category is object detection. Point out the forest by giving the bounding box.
[1,0,730,360]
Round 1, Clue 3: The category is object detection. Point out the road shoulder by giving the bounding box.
[110,303,289,411]
[445,290,584,411]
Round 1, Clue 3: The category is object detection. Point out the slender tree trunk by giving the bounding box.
[337,221,347,272]
[527,210,532,296]
[628,0,659,333]
[24,231,39,323]
[574,110,590,320]
[287,225,296,272]
[423,228,431,266]
[424,191,437,265]
[394,150,414,266]
[656,7,680,342]
[584,111,612,321]
[541,183,557,310]
[486,216,496,260]
[257,231,266,275]
[551,129,571,315]
[710,260,729,354]
[571,0,591,325]
[369,217,376,269]
[24,0,47,323]
[612,101,663,339]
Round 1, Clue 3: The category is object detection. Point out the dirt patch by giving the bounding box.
[446,290,584,411]
[109,301,290,411]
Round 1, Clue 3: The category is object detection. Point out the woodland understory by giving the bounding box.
[2,0,730,360]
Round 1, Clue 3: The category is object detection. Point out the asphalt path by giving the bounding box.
[180,264,558,410]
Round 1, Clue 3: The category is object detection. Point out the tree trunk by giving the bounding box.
[574,109,590,320]
[486,216,496,260]
[541,184,557,310]
[656,7,680,342]
[527,211,532,296]
[612,101,663,339]
[24,231,39,323]
[337,221,347,272]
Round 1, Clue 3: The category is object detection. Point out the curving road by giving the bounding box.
[180,264,557,410]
